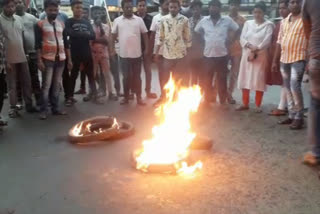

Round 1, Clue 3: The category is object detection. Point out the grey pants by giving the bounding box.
[7,62,33,109]
[280,61,306,120]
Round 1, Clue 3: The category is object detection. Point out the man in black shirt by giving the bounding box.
[136,0,157,99]
[65,0,100,105]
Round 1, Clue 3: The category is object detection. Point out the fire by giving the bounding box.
[135,75,203,175]
[71,118,120,136]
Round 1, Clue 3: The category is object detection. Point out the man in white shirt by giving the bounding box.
[112,0,149,105]
[150,0,169,106]
[15,0,41,108]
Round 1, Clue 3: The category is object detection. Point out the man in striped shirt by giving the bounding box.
[278,0,308,130]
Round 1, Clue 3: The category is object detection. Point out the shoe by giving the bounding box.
[278,118,293,125]
[4,93,8,99]
[290,119,304,130]
[108,93,119,101]
[303,152,320,166]
[52,110,67,116]
[268,109,287,116]
[16,103,23,111]
[235,105,249,111]
[129,94,134,100]
[83,94,93,102]
[26,107,40,113]
[70,97,77,103]
[117,92,124,97]
[227,96,236,105]
[39,112,48,120]
[147,92,157,99]
[137,98,146,106]
[9,109,20,118]
[0,118,8,126]
[120,98,129,105]
[74,89,86,95]
[93,97,105,105]
[65,99,73,107]
[254,107,262,113]
[153,98,164,107]
[97,91,107,98]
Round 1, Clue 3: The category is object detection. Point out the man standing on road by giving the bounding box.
[195,0,238,107]
[136,0,157,100]
[112,0,149,106]
[302,0,320,165]
[65,0,100,105]
[15,0,42,109]
[0,0,36,118]
[150,0,169,106]
[277,0,308,130]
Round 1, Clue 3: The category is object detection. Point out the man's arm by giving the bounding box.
[142,32,149,55]
[183,19,192,49]
[35,23,45,71]
[302,0,311,40]
[63,29,73,71]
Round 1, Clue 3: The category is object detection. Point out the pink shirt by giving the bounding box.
[91,23,110,58]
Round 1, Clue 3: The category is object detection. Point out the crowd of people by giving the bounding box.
[0,0,319,165]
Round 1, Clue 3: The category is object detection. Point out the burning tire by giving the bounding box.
[68,116,118,144]
[109,121,135,140]
[190,136,213,150]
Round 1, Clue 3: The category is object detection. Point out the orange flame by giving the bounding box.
[135,75,203,175]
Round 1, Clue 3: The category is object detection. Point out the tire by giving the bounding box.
[68,116,118,144]
[109,121,135,140]
[131,150,177,174]
[190,135,213,150]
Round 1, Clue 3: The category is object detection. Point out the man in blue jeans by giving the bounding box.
[302,0,320,165]
[35,0,72,120]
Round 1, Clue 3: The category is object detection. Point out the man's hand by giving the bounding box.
[38,59,45,72]
[67,59,73,71]
[153,54,160,63]
[144,50,149,58]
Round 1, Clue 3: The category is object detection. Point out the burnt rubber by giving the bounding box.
[109,121,135,140]
[68,116,118,144]
[190,135,213,150]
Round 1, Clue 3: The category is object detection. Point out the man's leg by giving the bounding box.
[69,57,81,98]
[110,54,121,95]
[203,57,214,103]
[280,63,295,121]
[0,69,5,114]
[62,57,71,101]
[18,62,34,111]
[100,58,114,99]
[80,67,86,92]
[143,54,155,98]
[6,64,19,116]
[28,53,42,107]
[215,56,228,105]
[40,60,54,115]
[228,55,241,103]
[290,61,306,120]
[157,56,167,99]
[50,60,65,114]
[278,87,287,110]
[120,57,130,103]
[83,57,99,102]
[132,57,144,105]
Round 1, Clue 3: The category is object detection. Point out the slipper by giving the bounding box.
[268,109,286,116]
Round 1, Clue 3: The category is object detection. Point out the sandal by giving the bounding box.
[0,119,8,126]
[9,109,20,118]
[268,109,286,116]
[235,105,249,111]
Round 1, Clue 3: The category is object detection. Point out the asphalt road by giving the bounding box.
[0,71,319,214]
